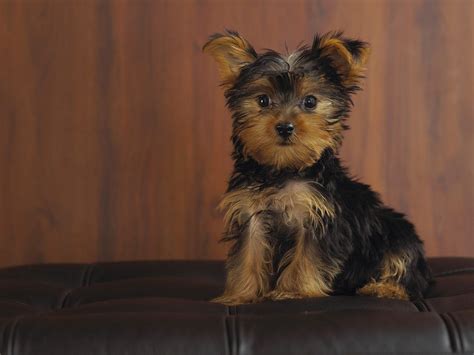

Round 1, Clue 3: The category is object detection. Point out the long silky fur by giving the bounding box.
[225,149,432,299]
[205,30,432,303]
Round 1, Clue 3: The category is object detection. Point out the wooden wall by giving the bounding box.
[0,0,472,267]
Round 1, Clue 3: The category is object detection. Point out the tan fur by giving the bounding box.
[356,251,413,301]
[239,111,342,170]
[268,224,341,300]
[319,35,370,86]
[380,251,412,282]
[357,280,409,300]
[220,180,335,233]
[203,33,354,170]
[202,33,256,86]
[215,181,335,305]
[212,215,273,305]
[298,75,346,128]
[236,76,344,170]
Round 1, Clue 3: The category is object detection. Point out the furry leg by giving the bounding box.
[268,225,337,300]
[212,215,273,305]
[357,251,413,300]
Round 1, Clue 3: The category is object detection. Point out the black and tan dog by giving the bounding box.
[203,30,431,305]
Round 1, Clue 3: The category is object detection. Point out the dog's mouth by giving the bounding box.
[277,139,295,146]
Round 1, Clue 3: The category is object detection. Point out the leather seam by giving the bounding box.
[445,312,464,352]
[224,316,230,355]
[439,313,458,353]
[81,263,96,287]
[5,315,23,355]
[235,314,240,355]
[57,288,73,309]
[225,315,236,355]
[230,306,238,354]
[417,299,432,312]
[420,299,433,312]
[434,268,474,277]
[78,263,88,287]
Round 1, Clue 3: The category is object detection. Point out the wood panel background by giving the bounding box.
[0,0,472,267]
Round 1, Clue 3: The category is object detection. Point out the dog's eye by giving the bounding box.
[302,95,317,110]
[257,95,271,108]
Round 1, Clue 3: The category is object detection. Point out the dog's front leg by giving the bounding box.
[212,214,273,305]
[269,225,335,300]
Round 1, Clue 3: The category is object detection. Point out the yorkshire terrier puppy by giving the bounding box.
[203,30,431,305]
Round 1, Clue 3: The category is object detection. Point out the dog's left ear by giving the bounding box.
[313,32,370,88]
[203,30,257,87]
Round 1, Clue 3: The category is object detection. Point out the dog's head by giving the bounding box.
[204,30,369,170]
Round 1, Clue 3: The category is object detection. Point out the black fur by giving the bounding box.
[225,149,432,299]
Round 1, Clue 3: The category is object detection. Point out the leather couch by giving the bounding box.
[0,257,473,354]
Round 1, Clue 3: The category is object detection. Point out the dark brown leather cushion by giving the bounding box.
[0,258,472,354]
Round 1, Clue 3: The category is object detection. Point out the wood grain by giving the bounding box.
[0,0,472,267]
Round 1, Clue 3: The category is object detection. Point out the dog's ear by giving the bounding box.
[203,30,257,87]
[313,32,370,88]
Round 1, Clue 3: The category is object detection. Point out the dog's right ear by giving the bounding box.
[312,32,370,89]
[203,31,257,87]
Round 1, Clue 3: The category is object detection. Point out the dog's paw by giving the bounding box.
[357,281,409,300]
[210,294,261,305]
[265,290,304,301]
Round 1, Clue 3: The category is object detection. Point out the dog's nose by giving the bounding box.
[275,122,294,138]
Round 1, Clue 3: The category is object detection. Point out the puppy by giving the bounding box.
[203,30,432,305]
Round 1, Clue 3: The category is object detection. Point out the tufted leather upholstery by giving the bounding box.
[0,257,473,354]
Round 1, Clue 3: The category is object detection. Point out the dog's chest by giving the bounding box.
[220,181,334,229]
